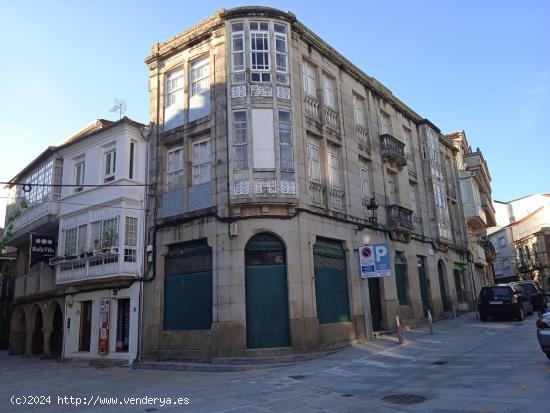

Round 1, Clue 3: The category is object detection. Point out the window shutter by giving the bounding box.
[252,109,275,168]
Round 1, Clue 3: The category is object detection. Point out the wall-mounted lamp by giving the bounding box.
[355,197,379,232]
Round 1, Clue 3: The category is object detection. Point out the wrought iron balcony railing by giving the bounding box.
[386,204,414,231]
[380,134,407,168]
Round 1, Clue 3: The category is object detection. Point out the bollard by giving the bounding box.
[396,315,405,344]
[428,310,433,334]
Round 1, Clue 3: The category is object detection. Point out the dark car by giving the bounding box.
[478,284,531,321]
[515,281,547,314]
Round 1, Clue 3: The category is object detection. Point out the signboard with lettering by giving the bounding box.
[30,234,56,267]
[98,298,110,355]
[359,243,392,278]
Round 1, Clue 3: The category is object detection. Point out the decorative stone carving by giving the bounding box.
[251,84,273,97]
[276,86,291,99]
[281,180,296,195]
[254,180,277,194]
[231,86,246,98]
[233,180,250,195]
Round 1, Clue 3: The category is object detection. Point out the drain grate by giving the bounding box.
[431,360,447,365]
[381,394,426,405]
[289,374,306,380]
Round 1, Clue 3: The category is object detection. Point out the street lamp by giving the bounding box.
[355,197,379,232]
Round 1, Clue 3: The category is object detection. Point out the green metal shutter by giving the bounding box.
[164,240,213,330]
[313,238,351,324]
[395,263,409,305]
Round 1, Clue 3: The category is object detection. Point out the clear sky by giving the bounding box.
[1,0,548,225]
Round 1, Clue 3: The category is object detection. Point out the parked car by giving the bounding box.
[515,281,547,314]
[478,284,531,321]
[536,311,550,360]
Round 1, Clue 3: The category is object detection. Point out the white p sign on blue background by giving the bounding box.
[359,243,392,278]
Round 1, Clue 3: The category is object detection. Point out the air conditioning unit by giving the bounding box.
[110,246,120,255]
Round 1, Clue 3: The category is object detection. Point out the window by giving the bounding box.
[274,23,288,73]
[307,143,321,183]
[189,57,210,122]
[353,95,365,127]
[192,139,211,185]
[323,74,335,108]
[64,228,78,255]
[16,160,54,207]
[231,22,245,72]
[360,165,370,199]
[129,141,136,180]
[503,258,510,269]
[166,147,184,191]
[328,151,339,189]
[233,111,248,169]
[74,159,85,193]
[124,217,138,263]
[381,111,391,134]
[104,148,116,182]
[250,21,270,82]
[278,111,293,170]
[164,69,184,130]
[387,174,396,205]
[78,224,87,253]
[409,185,418,214]
[251,109,275,169]
[303,62,316,96]
[403,127,412,156]
[499,237,506,247]
[102,218,119,248]
[115,298,130,352]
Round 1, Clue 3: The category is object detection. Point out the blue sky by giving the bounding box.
[1,0,548,223]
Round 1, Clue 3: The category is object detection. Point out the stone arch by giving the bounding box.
[30,304,44,355]
[9,306,27,355]
[46,300,63,358]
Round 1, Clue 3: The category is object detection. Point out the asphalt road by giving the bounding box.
[0,312,548,413]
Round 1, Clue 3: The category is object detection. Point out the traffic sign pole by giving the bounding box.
[361,277,374,340]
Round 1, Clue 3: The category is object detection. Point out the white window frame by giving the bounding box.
[249,20,270,82]
[165,69,184,108]
[232,111,248,170]
[124,216,138,263]
[166,146,184,191]
[322,73,335,108]
[328,150,339,189]
[74,159,85,193]
[274,23,288,74]
[231,22,245,72]
[278,110,293,170]
[303,62,316,96]
[360,165,370,200]
[103,147,116,183]
[307,143,321,183]
[353,94,365,127]
[190,56,210,98]
[192,139,211,185]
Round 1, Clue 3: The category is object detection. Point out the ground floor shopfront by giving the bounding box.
[141,214,470,360]
[62,283,139,364]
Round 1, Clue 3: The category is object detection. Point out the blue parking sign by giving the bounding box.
[359,243,392,278]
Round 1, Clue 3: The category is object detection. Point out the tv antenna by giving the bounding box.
[109,98,127,119]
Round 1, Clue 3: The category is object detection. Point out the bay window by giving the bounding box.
[278,111,293,170]
[231,22,245,73]
[124,217,138,263]
[250,21,270,82]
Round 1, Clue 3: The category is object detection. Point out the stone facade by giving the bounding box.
[142,6,471,360]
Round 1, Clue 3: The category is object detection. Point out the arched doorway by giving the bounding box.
[245,233,290,349]
[9,307,26,355]
[50,303,63,357]
[31,306,44,355]
[438,260,452,312]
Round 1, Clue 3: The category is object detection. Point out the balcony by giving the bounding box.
[328,188,345,211]
[13,268,56,299]
[304,96,320,121]
[473,242,487,267]
[324,107,339,130]
[386,204,414,232]
[380,134,407,169]
[309,181,325,207]
[54,249,136,286]
[8,201,60,246]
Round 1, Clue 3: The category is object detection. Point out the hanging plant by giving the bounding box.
[0,198,28,253]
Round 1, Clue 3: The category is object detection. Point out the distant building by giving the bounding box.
[447,131,496,292]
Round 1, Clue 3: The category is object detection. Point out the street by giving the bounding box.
[0,312,549,413]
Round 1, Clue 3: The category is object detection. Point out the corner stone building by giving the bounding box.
[142,6,471,360]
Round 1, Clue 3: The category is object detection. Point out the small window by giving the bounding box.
[303,62,316,96]
[233,111,248,170]
[322,74,335,108]
[192,139,211,185]
[307,143,321,183]
[129,141,136,180]
[166,147,184,191]
[278,111,293,170]
[74,160,85,193]
[103,148,116,183]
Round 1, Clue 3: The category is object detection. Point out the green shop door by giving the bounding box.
[245,233,290,349]
[417,256,430,317]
